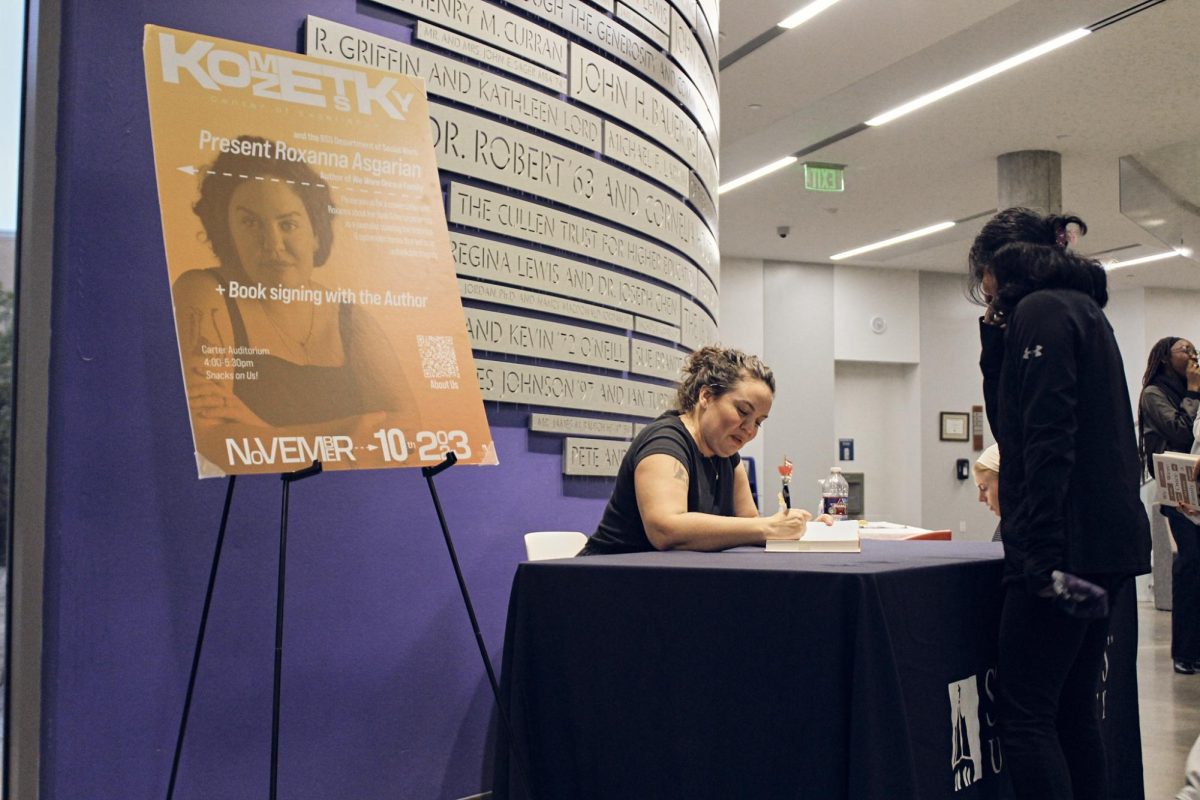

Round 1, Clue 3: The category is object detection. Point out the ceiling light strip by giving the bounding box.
[718,156,797,195]
[779,0,845,29]
[830,221,956,261]
[1104,250,1185,270]
[722,0,846,70]
[865,28,1090,127]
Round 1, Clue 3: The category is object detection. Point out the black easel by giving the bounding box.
[165,460,322,800]
[271,460,323,799]
[166,475,237,800]
[168,456,529,799]
[422,453,536,800]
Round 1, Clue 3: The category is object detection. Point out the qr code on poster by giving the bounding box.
[417,335,460,379]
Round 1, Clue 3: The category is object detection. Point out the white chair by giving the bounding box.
[524,531,587,561]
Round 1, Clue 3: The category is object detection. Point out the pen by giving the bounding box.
[778,457,793,510]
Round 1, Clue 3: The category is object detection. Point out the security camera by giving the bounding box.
[777,226,791,239]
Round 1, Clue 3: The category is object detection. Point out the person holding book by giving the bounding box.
[1138,337,1200,674]
[968,207,1150,800]
[578,346,826,555]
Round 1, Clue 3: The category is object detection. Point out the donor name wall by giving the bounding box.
[306,1,718,477]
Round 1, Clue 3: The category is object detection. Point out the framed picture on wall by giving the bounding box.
[940,412,970,442]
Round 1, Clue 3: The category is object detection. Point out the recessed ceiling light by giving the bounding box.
[1104,249,1186,270]
[779,0,845,29]
[749,103,763,110]
[865,28,1090,127]
[830,221,956,261]
[718,156,797,195]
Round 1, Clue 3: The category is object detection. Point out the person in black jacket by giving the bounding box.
[968,207,1151,800]
[1138,336,1200,674]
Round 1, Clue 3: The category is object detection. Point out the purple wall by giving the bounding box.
[39,4,614,798]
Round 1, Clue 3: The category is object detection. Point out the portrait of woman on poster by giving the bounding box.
[172,135,415,436]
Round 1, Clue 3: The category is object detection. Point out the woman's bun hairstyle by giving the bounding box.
[967,207,1105,311]
[676,345,774,412]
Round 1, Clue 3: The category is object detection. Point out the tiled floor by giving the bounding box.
[1138,601,1200,799]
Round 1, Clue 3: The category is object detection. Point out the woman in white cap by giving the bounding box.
[973,444,1002,541]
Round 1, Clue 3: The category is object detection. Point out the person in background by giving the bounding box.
[579,346,825,555]
[1138,336,1200,674]
[973,443,1002,542]
[1176,431,1200,800]
[968,207,1150,800]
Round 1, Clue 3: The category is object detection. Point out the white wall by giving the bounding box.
[716,261,1200,534]
[918,272,997,538]
[834,265,919,363]
[762,260,837,512]
[834,361,921,521]
[1103,288,1148,413]
[1139,287,1200,379]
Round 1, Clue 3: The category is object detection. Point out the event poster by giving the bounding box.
[144,25,495,477]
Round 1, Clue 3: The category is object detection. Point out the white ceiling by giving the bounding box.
[715,0,1200,289]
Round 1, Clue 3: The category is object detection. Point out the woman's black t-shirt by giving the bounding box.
[580,411,739,555]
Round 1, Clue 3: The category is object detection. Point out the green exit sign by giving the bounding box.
[803,162,845,192]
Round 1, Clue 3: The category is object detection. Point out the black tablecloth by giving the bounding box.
[494,541,1143,800]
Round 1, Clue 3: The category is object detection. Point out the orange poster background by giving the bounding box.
[144,24,495,476]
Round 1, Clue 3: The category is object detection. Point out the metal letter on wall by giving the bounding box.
[569,45,719,203]
[465,308,630,371]
[531,414,634,439]
[308,18,600,150]
[370,0,569,72]
[448,182,718,317]
[616,4,670,49]
[337,0,720,476]
[475,359,675,418]
[428,102,716,277]
[451,232,683,325]
[634,316,681,343]
[563,437,633,476]
[416,22,567,93]
[457,278,634,331]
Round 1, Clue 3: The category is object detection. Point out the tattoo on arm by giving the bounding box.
[672,462,689,484]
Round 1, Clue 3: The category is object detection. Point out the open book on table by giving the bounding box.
[765,519,861,553]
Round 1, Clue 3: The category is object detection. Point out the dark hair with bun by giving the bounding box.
[967,207,1106,312]
[675,345,775,413]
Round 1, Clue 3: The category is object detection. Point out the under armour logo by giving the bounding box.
[1023,345,1044,360]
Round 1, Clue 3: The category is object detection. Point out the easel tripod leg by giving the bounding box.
[270,460,321,800]
[166,475,237,800]
[422,454,537,800]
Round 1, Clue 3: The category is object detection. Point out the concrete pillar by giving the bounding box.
[997,150,1062,214]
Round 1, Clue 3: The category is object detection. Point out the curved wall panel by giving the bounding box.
[307,2,718,473]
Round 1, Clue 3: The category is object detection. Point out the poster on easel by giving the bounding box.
[143,25,495,477]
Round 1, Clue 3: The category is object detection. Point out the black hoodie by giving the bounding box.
[980,287,1151,591]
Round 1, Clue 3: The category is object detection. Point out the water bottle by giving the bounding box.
[819,467,850,519]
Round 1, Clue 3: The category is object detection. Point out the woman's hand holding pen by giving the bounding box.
[763,501,834,541]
